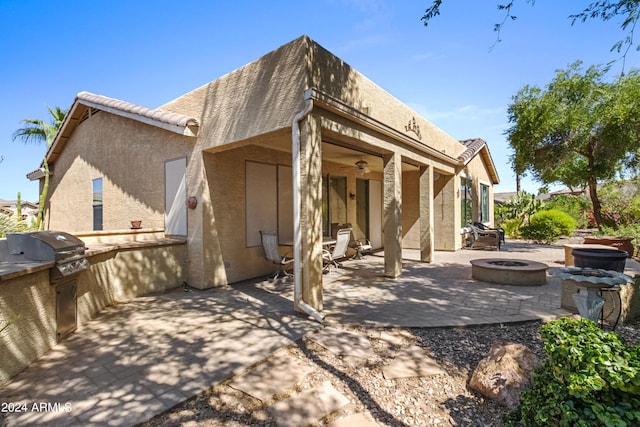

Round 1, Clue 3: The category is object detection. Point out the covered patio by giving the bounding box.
[246,242,573,327]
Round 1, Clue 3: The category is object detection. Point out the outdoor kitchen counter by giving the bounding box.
[83,237,187,257]
[0,237,186,282]
[0,260,54,282]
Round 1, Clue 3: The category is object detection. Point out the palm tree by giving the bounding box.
[12,106,67,229]
[12,106,66,147]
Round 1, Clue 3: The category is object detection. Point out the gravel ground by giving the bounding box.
[140,318,640,427]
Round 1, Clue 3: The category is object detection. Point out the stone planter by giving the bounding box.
[572,248,628,272]
[583,236,634,257]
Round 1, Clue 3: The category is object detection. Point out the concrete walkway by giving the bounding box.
[2,242,628,426]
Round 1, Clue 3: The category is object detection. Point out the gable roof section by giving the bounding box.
[40,92,199,170]
[458,138,500,184]
[77,92,199,134]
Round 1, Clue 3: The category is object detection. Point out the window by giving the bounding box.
[92,178,103,231]
[322,175,347,236]
[460,176,472,227]
[480,183,490,223]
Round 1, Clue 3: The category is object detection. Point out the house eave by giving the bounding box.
[305,88,461,166]
[26,167,47,181]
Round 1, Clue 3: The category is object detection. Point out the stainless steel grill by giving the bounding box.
[6,231,89,341]
[7,231,89,279]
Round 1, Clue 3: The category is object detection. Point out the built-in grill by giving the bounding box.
[6,231,90,341]
[6,231,89,278]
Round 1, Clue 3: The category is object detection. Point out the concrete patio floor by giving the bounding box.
[2,241,634,426]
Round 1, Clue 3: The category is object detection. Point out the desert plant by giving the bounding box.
[506,317,640,427]
[501,192,545,224]
[520,209,576,244]
[501,218,524,239]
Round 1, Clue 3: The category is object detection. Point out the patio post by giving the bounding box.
[298,112,324,311]
[383,152,402,277]
[419,165,434,262]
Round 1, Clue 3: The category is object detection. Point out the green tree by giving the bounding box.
[12,106,66,230]
[506,62,640,228]
[12,106,66,145]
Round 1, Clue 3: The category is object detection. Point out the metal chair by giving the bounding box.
[260,231,294,281]
[323,228,352,273]
[336,222,372,259]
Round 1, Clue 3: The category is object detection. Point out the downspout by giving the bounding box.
[292,91,324,323]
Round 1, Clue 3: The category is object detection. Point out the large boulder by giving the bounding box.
[469,340,541,408]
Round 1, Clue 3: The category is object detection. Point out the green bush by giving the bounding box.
[520,209,576,244]
[506,318,640,427]
[544,194,591,229]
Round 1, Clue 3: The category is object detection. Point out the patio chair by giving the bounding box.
[337,222,373,259]
[260,231,294,281]
[473,221,505,245]
[323,228,352,273]
[467,224,501,251]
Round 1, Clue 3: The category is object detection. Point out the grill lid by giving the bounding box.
[7,231,86,262]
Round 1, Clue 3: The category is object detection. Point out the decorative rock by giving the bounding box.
[469,340,541,408]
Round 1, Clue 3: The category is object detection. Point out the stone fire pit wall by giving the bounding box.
[470,259,548,286]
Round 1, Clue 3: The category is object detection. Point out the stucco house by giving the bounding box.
[28,35,499,317]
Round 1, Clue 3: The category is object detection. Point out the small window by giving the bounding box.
[460,176,473,227]
[92,178,103,231]
[480,184,490,223]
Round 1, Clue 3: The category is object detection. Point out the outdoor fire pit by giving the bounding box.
[552,267,633,324]
[470,258,548,286]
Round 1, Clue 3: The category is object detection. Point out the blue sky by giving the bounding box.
[0,0,635,202]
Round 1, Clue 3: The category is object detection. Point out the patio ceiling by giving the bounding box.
[322,142,420,174]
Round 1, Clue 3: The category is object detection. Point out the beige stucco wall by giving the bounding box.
[0,241,185,386]
[0,269,55,385]
[307,39,466,162]
[200,142,295,286]
[46,112,193,233]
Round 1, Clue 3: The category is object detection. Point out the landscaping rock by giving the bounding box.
[469,340,541,408]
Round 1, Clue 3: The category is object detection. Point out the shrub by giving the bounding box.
[520,209,576,244]
[545,194,591,229]
[506,318,640,427]
[501,218,523,239]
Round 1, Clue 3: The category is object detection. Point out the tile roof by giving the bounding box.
[32,92,200,177]
[458,138,487,164]
[458,138,500,184]
[77,92,199,132]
